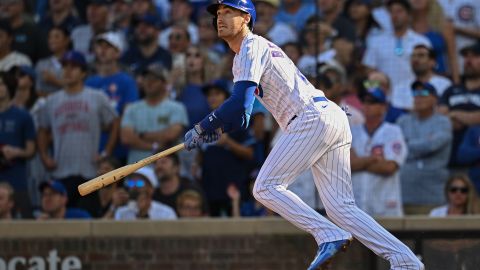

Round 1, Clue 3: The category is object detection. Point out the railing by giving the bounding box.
[0,217,479,270]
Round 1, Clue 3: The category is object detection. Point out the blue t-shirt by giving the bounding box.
[275,3,316,32]
[121,45,172,75]
[424,31,447,73]
[200,129,256,201]
[176,84,211,129]
[0,106,35,191]
[85,72,139,157]
[65,208,92,219]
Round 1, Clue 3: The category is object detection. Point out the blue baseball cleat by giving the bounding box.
[307,238,352,270]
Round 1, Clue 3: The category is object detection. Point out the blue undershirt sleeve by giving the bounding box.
[199,81,257,133]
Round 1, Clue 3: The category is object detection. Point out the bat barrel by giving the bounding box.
[77,143,185,196]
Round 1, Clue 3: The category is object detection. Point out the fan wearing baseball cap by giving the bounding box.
[37,180,91,219]
[438,41,480,167]
[37,50,119,209]
[397,81,452,215]
[85,32,138,161]
[350,86,407,217]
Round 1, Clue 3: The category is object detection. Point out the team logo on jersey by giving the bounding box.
[392,141,402,155]
[271,51,284,58]
[458,5,475,22]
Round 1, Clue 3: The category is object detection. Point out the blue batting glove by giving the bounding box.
[202,129,222,144]
[184,125,203,151]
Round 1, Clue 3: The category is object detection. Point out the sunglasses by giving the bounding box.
[412,90,431,97]
[124,178,146,188]
[449,186,468,194]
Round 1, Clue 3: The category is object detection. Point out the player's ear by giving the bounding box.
[243,13,251,26]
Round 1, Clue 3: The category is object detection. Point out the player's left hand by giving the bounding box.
[184,125,221,151]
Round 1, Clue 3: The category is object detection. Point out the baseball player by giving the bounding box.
[184,1,424,269]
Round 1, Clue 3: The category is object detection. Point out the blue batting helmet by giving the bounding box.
[207,0,257,30]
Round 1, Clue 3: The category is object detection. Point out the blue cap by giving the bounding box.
[363,87,387,104]
[135,14,162,28]
[17,65,36,80]
[411,81,437,97]
[39,180,67,196]
[61,50,87,69]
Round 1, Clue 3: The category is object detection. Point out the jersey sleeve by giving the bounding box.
[233,37,269,84]
[384,125,408,166]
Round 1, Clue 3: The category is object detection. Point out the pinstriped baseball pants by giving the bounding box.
[253,102,424,270]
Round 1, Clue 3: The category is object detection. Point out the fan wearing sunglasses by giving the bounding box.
[114,167,177,220]
[397,81,452,215]
[429,174,480,217]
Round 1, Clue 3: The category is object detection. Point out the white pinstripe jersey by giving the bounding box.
[232,32,323,130]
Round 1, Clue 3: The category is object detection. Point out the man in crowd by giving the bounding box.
[0,20,31,71]
[253,0,297,47]
[351,88,407,217]
[86,31,138,162]
[121,64,188,164]
[0,71,35,218]
[121,15,172,76]
[38,51,118,207]
[0,0,48,63]
[71,0,111,62]
[362,0,430,110]
[397,81,452,214]
[153,154,206,214]
[115,167,177,220]
[37,180,91,219]
[439,42,480,167]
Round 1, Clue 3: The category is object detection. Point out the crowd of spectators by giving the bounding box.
[0,0,480,221]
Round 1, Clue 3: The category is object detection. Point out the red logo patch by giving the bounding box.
[392,141,402,155]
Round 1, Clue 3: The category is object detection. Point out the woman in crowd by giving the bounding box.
[410,0,459,82]
[430,174,480,217]
[174,45,217,129]
[344,0,383,70]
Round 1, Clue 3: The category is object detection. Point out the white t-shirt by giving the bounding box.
[362,29,431,108]
[0,51,31,71]
[438,0,480,71]
[351,122,407,217]
[267,22,297,47]
[115,200,177,220]
[393,74,453,110]
[429,205,448,217]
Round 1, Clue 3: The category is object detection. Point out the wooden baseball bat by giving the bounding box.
[78,143,185,196]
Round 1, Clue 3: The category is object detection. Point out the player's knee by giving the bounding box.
[413,259,424,270]
[252,180,266,202]
[252,180,282,203]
